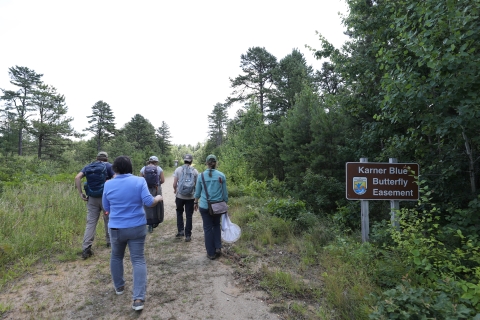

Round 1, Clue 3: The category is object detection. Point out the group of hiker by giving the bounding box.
[74,152,228,311]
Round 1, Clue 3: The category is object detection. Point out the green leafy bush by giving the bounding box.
[242,180,269,198]
[297,169,345,215]
[293,211,318,233]
[370,281,480,319]
[265,197,306,221]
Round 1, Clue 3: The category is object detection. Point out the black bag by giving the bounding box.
[146,201,164,227]
[201,172,228,215]
[145,187,164,227]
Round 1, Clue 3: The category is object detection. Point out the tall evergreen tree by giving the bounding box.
[84,100,116,152]
[121,114,156,151]
[269,49,315,122]
[228,47,277,116]
[156,121,172,156]
[30,84,77,159]
[0,66,43,155]
[0,109,18,156]
[208,103,228,147]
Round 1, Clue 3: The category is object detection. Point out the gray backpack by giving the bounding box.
[177,165,196,196]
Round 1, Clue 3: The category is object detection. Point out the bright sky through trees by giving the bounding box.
[0,0,348,145]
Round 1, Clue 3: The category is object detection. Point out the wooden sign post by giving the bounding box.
[346,159,419,242]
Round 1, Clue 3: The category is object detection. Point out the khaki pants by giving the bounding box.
[82,196,110,250]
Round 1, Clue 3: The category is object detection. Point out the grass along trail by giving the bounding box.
[0,174,278,319]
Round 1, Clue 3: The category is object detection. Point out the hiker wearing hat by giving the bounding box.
[75,151,115,259]
[140,156,165,233]
[173,154,198,242]
[194,154,228,260]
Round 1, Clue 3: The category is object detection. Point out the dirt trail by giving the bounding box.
[0,174,278,320]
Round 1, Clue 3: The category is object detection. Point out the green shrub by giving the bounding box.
[297,169,346,215]
[227,185,244,198]
[269,216,292,243]
[242,180,269,198]
[370,281,479,319]
[293,211,318,233]
[266,176,287,197]
[265,197,306,221]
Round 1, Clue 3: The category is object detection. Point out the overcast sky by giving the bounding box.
[0,0,349,145]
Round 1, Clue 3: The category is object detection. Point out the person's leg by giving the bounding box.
[82,197,102,250]
[100,199,110,245]
[175,197,185,235]
[184,199,194,237]
[212,214,222,251]
[109,228,127,291]
[199,207,216,257]
[127,225,147,302]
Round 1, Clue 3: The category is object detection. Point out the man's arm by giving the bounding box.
[173,176,178,194]
[74,172,88,201]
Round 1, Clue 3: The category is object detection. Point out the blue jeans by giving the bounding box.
[109,225,147,301]
[175,197,194,236]
[199,207,222,256]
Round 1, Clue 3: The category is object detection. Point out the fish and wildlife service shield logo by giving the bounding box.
[353,177,367,195]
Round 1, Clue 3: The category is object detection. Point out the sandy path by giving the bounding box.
[0,174,278,320]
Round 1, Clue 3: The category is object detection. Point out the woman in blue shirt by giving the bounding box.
[194,154,228,260]
[102,156,163,311]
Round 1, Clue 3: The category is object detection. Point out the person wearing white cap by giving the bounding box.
[140,156,165,232]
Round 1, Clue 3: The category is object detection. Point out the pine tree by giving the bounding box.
[84,100,116,152]
[156,121,172,156]
[30,84,77,159]
[0,66,43,155]
[228,47,277,116]
[208,103,228,147]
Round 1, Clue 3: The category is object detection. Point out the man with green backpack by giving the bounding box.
[75,151,115,259]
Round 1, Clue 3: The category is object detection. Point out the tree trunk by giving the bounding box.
[462,130,476,194]
[18,128,23,156]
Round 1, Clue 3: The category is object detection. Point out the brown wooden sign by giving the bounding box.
[346,162,419,200]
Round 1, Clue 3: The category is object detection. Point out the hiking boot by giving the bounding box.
[175,231,184,238]
[148,225,153,233]
[132,299,144,311]
[115,286,124,295]
[215,248,222,257]
[207,254,216,260]
[185,236,191,242]
[82,246,93,259]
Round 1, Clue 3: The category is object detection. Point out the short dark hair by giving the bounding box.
[112,156,133,174]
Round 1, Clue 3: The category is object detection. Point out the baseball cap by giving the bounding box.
[183,154,193,162]
[97,151,108,158]
[206,154,217,162]
[149,156,159,162]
